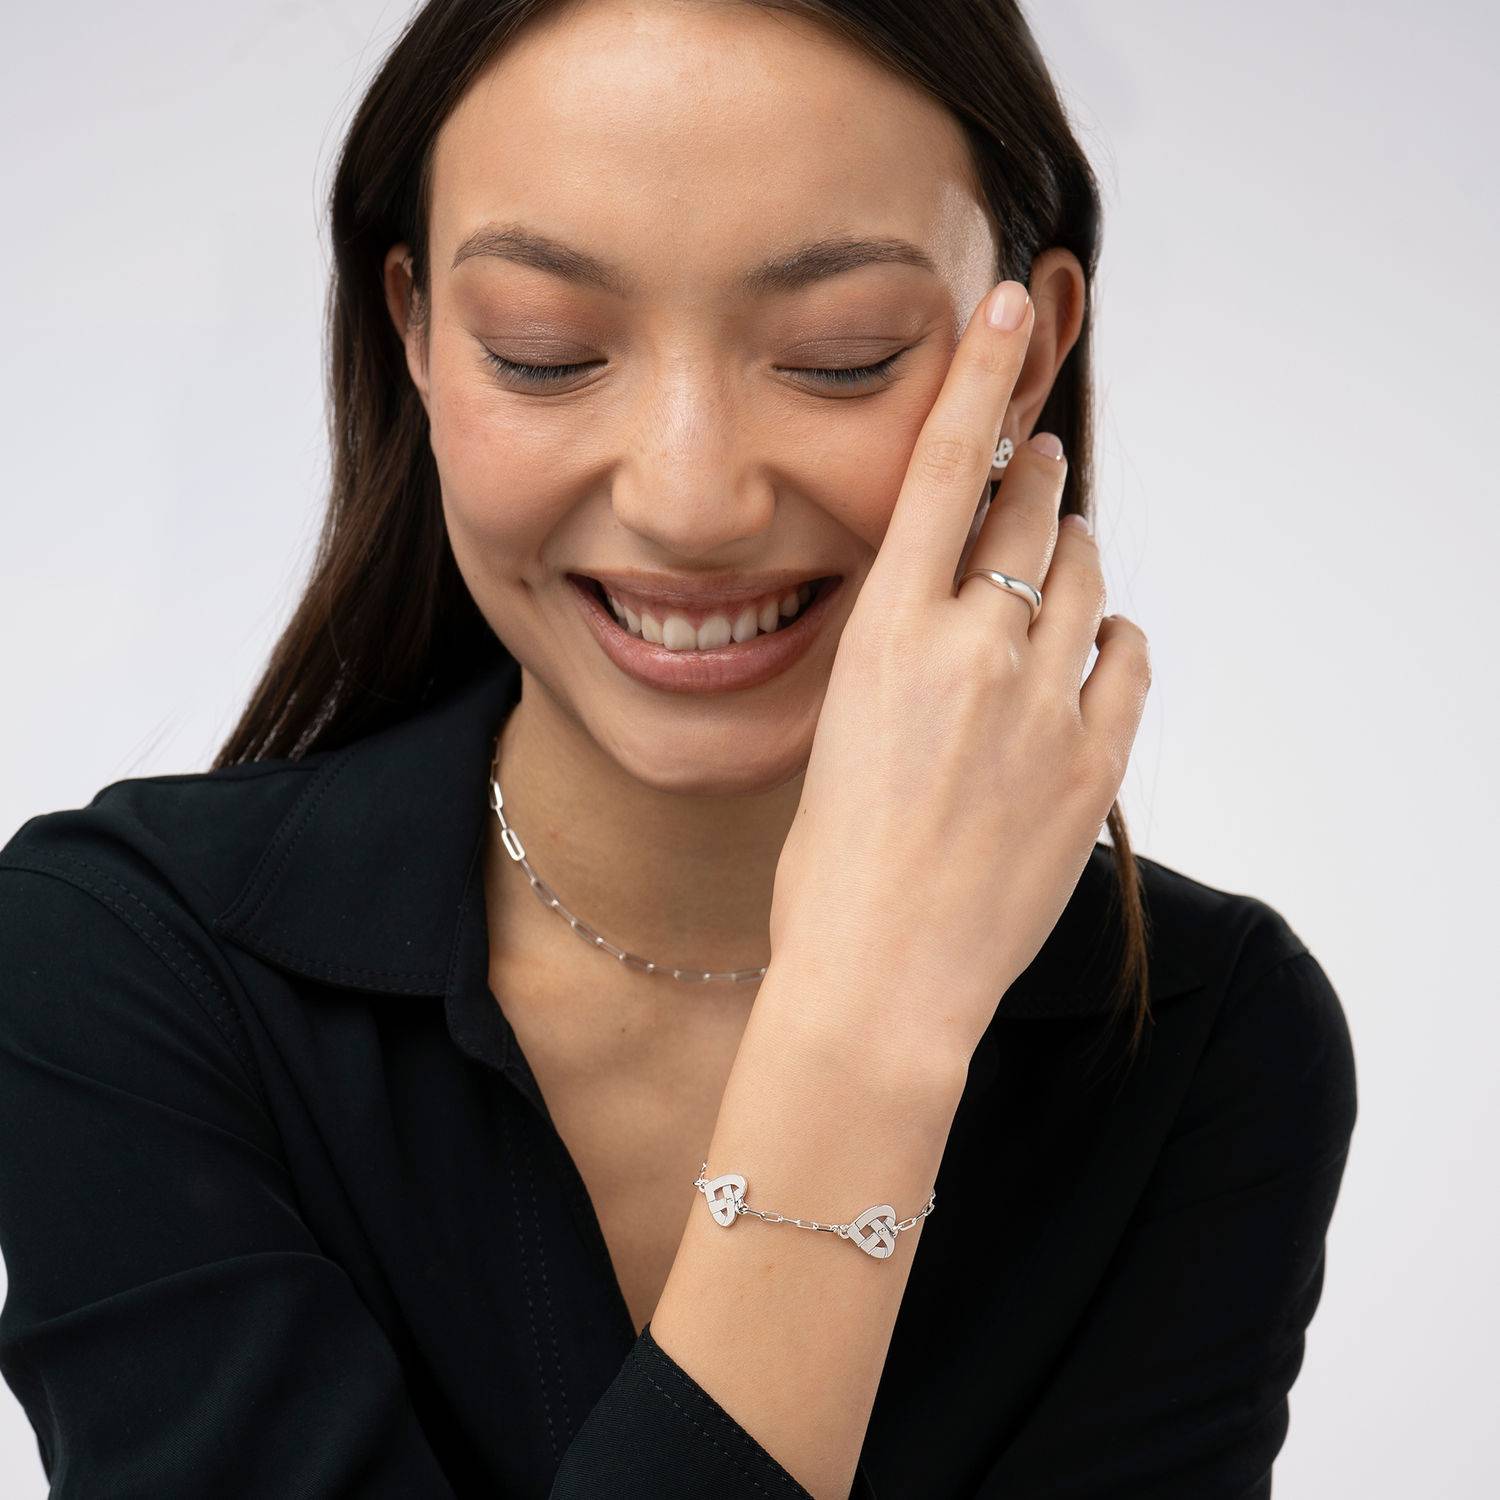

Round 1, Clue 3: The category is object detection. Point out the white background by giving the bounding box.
[2,2,1496,1495]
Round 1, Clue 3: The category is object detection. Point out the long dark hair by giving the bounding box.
[211,0,1155,1065]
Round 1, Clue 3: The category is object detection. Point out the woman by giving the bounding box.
[0,1,1357,1496]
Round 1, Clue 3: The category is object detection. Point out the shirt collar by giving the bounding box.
[211,652,1204,1020]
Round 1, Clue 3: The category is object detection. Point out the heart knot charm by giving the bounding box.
[701,1172,747,1227]
[846,1204,898,1259]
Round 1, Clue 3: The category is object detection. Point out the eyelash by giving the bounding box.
[480,348,907,389]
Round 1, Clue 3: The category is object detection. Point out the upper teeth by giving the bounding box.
[605,582,817,650]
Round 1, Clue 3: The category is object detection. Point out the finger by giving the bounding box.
[866,280,1035,606]
[953,432,1070,636]
[1078,613,1152,769]
[1027,507,1107,691]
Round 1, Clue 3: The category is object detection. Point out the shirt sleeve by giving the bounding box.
[549,1319,880,1499]
[980,947,1359,1499]
[0,860,880,1500]
[0,864,461,1499]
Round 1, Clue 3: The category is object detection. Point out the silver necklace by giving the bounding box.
[487,736,768,984]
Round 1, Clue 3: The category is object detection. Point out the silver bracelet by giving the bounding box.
[693,1161,937,1260]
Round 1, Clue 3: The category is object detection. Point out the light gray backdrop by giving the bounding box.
[2,2,1495,1496]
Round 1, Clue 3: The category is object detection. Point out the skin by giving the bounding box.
[382,0,1085,1033]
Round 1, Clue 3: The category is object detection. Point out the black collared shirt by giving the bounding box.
[0,654,1357,1498]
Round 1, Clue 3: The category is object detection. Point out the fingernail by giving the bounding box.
[1062,510,1092,534]
[1028,431,1064,459]
[986,281,1030,331]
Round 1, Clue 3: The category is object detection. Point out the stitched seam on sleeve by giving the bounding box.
[640,1336,809,1491]
[1,857,268,1104]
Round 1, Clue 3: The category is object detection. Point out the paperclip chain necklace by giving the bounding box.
[487,736,769,984]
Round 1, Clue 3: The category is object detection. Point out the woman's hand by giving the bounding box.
[765,279,1152,1068]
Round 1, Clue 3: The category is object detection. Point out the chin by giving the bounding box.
[590,709,820,799]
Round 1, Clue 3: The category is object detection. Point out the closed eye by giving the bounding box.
[792,351,906,386]
[480,348,909,390]
[481,351,596,385]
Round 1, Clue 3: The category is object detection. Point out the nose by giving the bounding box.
[608,375,777,557]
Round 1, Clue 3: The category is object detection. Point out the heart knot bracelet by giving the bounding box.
[693,1161,937,1260]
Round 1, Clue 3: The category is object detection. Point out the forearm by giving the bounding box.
[648,955,969,1499]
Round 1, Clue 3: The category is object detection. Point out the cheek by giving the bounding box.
[792,381,946,554]
[426,366,576,560]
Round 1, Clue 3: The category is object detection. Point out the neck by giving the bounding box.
[487,667,804,982]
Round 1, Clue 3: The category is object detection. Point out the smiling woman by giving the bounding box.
[0,2,1356,1498]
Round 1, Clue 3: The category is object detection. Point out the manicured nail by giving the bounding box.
[986,281,1030,331]
[1062,511,1092,534]
[1028,431,1064,459]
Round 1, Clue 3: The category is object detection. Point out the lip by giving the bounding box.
[567,572,846,694]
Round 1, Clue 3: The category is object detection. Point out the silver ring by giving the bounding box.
[956,568,1042,623]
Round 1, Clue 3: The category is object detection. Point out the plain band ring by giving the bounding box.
[956,568,1043,624]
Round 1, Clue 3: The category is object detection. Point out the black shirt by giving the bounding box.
[0,653,1357,1498]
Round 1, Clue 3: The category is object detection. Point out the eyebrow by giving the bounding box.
[449,222,940,295]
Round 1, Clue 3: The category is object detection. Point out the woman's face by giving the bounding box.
[388,0,1014,796]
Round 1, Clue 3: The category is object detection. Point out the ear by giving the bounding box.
[382,242,431,415]
[1008,247,1087,440]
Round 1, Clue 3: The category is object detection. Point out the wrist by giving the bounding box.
[744,950,973,1113]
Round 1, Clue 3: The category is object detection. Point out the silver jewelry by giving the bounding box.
[955,567,1043,623]
[960,434,1042,619]
[488,739,768,983]
[488,423,1035,981]
[693,1162,936,1260]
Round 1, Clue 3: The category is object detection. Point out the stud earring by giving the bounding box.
[991,435,1014,473]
